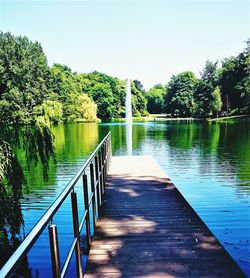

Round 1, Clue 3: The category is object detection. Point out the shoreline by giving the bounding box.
[110,114,249,123]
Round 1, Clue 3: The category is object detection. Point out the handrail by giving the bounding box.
[0,131,112,278]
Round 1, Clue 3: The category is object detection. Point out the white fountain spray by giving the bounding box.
[125,79,132,124]
[125,79,132,156]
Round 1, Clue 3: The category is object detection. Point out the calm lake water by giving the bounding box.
[1,120,250,277]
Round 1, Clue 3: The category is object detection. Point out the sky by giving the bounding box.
[0,0,250,90]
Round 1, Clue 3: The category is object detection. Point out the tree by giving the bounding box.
[131,81,148,117]
[165,72,197,116]
[211,87,222,118]
[219,41,249,115]
[34,100,63,124]
[49,65,98,122]
[194,61,219,117]
[50,64,81,103]
[233,39,250,113]
[63,93,97,122]
[81,71,122,120]
[133,80,145,94]
[200,60,219,87]
[0,32,51,124]
[146,84,166,114]
[87,82,114,121]
[80,72,148,120]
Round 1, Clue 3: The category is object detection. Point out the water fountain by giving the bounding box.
[125,79,132,156]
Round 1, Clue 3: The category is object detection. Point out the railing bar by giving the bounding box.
[90,162,97,233]
[98,150,104,196]
[94,180,98,189]
[61,237,78,278]
[95,155,101,211]
[79,210,88,232]
[88,192,94,207]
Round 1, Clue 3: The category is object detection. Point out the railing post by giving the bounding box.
[71,192,83,278]
[90,162,96,233]
[95,155,101,211]
[101,146,105,192]
[110,135,112,158]
[103,142,106,184]
[49,224,61,278]
[102,144,106,186]
[98,149,104,195]
[83,174,91,251]
[108,135,112,171]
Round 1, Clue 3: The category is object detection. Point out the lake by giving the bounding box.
[1,119,249,277]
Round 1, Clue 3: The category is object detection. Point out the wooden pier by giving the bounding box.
[86,156,245,278]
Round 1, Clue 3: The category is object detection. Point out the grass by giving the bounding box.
[207,114,249,122]
[108,114,249,123]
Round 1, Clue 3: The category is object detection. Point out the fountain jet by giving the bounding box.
[125,79,132,156]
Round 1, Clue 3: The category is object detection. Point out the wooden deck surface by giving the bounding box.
[85,156,245,278]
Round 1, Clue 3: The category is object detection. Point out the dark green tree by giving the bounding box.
[88,82,114,120]
[131,81,148,117]
[49,64,97,122]
[0,32,51,124]
[133,79,146,94]
[219,41,249,114]
[233,39,250,113]
[165,72,197,116]
[193,61,220,117]
[146,84,166,113]
[80,71,122,120]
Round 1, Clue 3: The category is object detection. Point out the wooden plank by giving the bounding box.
[85,156,245,278]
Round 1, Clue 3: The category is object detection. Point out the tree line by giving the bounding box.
[146,41,250,117]
[0,32,147,125]
[0,32,249,125]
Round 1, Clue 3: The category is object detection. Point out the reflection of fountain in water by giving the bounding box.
[126,79,132,156]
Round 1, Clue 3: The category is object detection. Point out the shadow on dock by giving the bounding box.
[86,156,245,278]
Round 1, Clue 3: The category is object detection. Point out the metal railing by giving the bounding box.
[0,132,112,278]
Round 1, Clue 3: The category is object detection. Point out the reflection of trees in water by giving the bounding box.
[164,120,250,191]
[216,121,250,191]
[22,125,55,181]
[0,124,55,273]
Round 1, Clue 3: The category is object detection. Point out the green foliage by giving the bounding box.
[80,72,147,120]
[0,33,99,124]
[64,93,98,122]
[0,123,55,268]
[211,87,222,117]
[193,61,219,117]
[152,42,249,118]
[1,31,249,124]
[131,80,148,117]
[34,100,63,124]
[80,71,121,121]
[50,64,81,102]
[219,42,249,115]
[165,72,197,116]
[234,40,250,113]
[146,84,166,113]
[0,32,50,124]
[88,82,114,120]
[49,65,99,122]
[200,60,219,87]
[133,79,146,94]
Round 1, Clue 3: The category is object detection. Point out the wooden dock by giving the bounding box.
[85,156,245,278]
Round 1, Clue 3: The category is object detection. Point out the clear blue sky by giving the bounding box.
[0,0,249,90]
